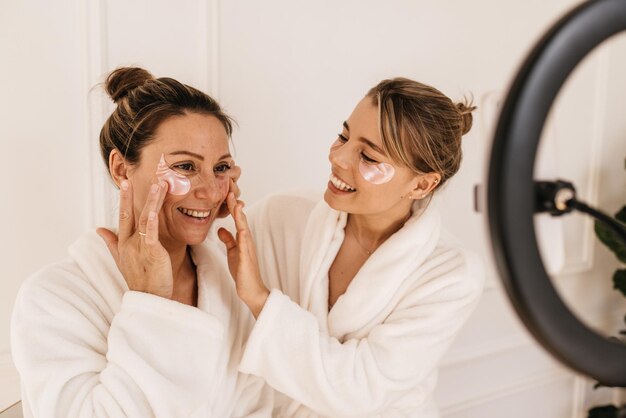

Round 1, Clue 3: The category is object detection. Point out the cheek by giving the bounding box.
[216,175,229,199]
[358,160,395,185]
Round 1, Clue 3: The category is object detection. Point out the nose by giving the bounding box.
[192,173,227,204]
[329,140,350,170]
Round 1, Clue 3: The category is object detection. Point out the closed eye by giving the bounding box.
[361,153,378,164]
[337,133,348,142]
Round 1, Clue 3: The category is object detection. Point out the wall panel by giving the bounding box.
[3,1,623,416]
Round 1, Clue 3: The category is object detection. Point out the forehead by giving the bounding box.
[149,112,229,158]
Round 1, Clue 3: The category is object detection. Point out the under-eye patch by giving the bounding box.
[156,154,191,195]
[358,160,395,184]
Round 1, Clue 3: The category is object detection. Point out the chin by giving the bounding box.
[323,190,350,213]
[186,230,211,245]
[170,225,209,246]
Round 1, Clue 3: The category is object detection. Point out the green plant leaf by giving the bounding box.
[615,206,626,224]
[595,217,626,264]
[614,269,626,298]
[588,405,619,418]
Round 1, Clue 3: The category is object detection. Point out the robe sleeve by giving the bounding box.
[229,373,274,418]
[11,267,226,418]
[239,253,483,417]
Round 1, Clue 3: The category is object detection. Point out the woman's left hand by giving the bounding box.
[217,193,269,318]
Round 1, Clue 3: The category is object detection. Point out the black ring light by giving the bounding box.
[488,0,626,386]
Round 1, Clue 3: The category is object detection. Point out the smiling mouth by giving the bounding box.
[329,173,356,192]
[177,207,211,219]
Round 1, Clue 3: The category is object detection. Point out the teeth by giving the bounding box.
[329,174,356,192]
[178,208,210,218]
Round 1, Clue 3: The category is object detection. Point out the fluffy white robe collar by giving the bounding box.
[299,200,440,340]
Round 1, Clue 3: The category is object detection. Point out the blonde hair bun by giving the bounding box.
[456,101,477,136]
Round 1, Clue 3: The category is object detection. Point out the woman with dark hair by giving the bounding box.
[219,78,484,417]
[11,67,271,417]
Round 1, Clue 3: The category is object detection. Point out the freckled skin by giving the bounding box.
[127,112,233,248]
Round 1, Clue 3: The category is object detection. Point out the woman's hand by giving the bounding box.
[217,193,269,318]
[97,180,174,299]
[217,163,242,218]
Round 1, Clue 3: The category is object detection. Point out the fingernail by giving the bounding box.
[149,211,156,221]
[151,184,158,194]
[121,180,129,191]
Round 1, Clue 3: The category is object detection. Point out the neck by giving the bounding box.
[162,239,194,283]
[347,201,413,251]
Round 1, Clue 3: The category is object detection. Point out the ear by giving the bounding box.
[108,149,130,188]
[406,173,442,200]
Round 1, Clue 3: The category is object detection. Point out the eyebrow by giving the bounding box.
[168,151,232,161]
[343,121,386,155]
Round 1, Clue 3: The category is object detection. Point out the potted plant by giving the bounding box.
[587,207,626,417]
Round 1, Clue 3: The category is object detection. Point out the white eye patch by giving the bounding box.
[156,154,191,195]
[358,160,395,184]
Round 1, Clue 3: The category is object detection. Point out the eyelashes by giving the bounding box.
[335,134,379,164]
[172,162,195,172]
[170,161,232,176]
[360,153,378,164]
[214,162,232,174]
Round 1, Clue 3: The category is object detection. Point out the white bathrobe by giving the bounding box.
[238,193,484,417]
[11,231,272,418]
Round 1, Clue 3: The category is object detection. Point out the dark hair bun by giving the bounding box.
[105,67,154,103]
[456,101,477,136]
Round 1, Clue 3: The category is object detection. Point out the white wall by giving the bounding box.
[2,0,624,415]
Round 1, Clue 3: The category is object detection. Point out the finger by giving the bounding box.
[96,227,120,262]
[233,201,250,234]
[138,182,164,236]
[155,180,168,211]
[144,210,159,245]
[118,180,134,241]
[235,205,257,260]
[226,191,237,217]
[229,163,241,183]
[145,181,168,245]
[217,227,237,251]
[230,178,241,200]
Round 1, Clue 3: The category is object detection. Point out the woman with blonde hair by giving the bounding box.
[220,77,484,417]
[11,67,271,417]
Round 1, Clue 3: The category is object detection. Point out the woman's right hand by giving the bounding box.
[97,180,174,299]
[218,193,269,318]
